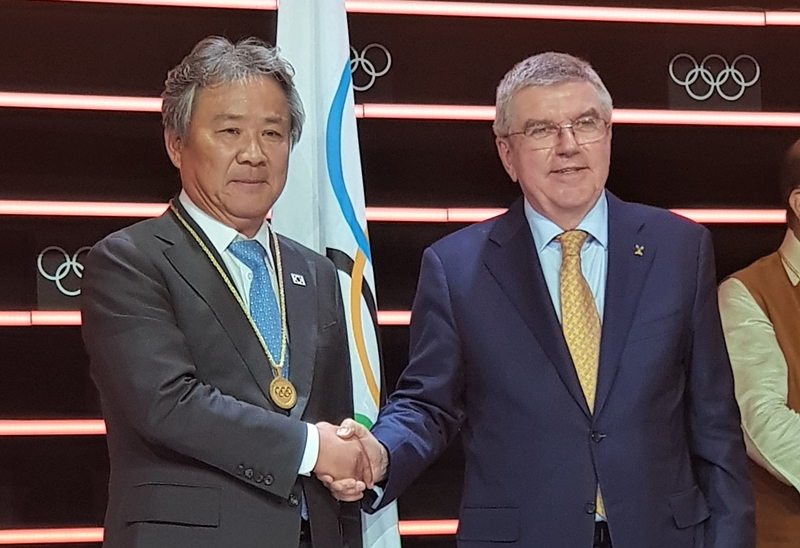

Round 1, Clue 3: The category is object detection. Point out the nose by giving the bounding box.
[553,125,580,155]
[236,131,268,166]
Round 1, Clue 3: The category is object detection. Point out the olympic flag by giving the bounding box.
[274,2,401,547]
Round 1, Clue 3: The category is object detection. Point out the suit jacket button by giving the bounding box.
[585,502,597,514]
[591,431,606,443]
[288,494,300,507]
[237,464,245,475]
[244,468,254,479]
[255,474,264,483]
[264,474,274,486]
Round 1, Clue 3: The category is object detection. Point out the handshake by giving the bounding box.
[312,418,388,502]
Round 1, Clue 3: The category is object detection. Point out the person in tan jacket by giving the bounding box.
[719,138,800,548]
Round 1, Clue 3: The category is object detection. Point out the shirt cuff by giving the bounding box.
[297,423,319,476]
[370,485,385,509]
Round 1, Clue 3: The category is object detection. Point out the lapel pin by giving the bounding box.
[634,244,645,257]
[290,273,306,286]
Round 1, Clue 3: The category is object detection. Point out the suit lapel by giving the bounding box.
[277,237,317,420]
[594,194,654,417]
[158,209,282,412]
[170,199,236,283]
[482,199,591,417]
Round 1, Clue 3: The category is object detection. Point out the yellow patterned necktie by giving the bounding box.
[557,229,605,518]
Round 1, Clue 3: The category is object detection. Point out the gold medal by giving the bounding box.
[269,377,297,410]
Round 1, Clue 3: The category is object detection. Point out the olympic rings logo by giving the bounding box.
[669,53,760,102]
[37,246,91,297]
[349,43,392,92]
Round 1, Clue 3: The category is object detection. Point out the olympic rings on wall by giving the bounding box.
[37,246,91,297]
[349,43,392,92]
[669,53,760,102]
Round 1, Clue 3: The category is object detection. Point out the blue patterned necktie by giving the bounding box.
[228,240,287,376]
[229,240,303,516]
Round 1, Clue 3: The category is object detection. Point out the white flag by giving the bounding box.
[274,2,402,547]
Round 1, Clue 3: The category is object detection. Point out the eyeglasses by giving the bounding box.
[504,116,610,151]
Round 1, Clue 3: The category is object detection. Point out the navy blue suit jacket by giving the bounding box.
[371,193,754,547]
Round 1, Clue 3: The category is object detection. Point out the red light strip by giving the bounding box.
[361,103,495,121]
[0,201,786,224]
[31,311,83,326]
[0,312,33,326]
[611,109,800,127]
[0,200,167,217]
[377,310,412,325]
[447,208,508,223]
[0,528,104,545]
[0,311,87,327]
[44,0,790,26]
[4,93,800,128]
[765,11,800,25]
[0,92,161,113]
[0,310,409,327]
[0,420,107,436]
[0,520,460,543]
[55,0,277,7]
[398,519,460,536]
[672,208,786,224]
[346,2,765,25]
[364,207,448,222]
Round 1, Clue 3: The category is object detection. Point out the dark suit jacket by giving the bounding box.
[371,193,754,547]
[81,204,361,548]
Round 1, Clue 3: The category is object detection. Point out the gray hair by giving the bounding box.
[493,52,613,137]
[162,36,305,147]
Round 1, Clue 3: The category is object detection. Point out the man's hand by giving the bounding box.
[318,418,389,502]
[313,421,372,500]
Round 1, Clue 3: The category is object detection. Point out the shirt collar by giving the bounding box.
[523,191,609,253]
[178,190,273,261]
[780,227,800,286]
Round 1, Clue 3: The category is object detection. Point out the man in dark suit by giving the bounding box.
[327,52,754,547]
[81,36,368,548]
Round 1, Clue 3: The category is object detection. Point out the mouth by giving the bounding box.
[230,179,267,185]
[550,166,587,175]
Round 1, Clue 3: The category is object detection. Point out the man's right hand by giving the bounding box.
[317,418,389,502]
[313,421,372,497]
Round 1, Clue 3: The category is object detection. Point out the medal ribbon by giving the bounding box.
[169,202,290,381]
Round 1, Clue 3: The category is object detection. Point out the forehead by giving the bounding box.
[191,76,290,121]
[509,81,602,123]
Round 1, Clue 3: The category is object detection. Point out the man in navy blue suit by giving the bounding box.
[326,52,754,547]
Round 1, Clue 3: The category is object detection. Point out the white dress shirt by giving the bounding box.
[179,191,319,476]
[719,228,800,492]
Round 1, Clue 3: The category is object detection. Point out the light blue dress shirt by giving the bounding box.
[523,192,609,323]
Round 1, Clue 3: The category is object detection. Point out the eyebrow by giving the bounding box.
[522,108,602,127]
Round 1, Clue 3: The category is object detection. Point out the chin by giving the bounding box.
[223,201,271,225]
[556,186,600,208]
[236,206,271,222]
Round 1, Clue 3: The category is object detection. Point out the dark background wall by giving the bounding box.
[1,0,797,546]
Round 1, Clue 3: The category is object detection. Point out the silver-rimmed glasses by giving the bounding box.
[504,116,610,151]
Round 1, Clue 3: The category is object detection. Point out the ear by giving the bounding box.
[790,188,800,223]
[164,129,183,170]
[495,136,518,182]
